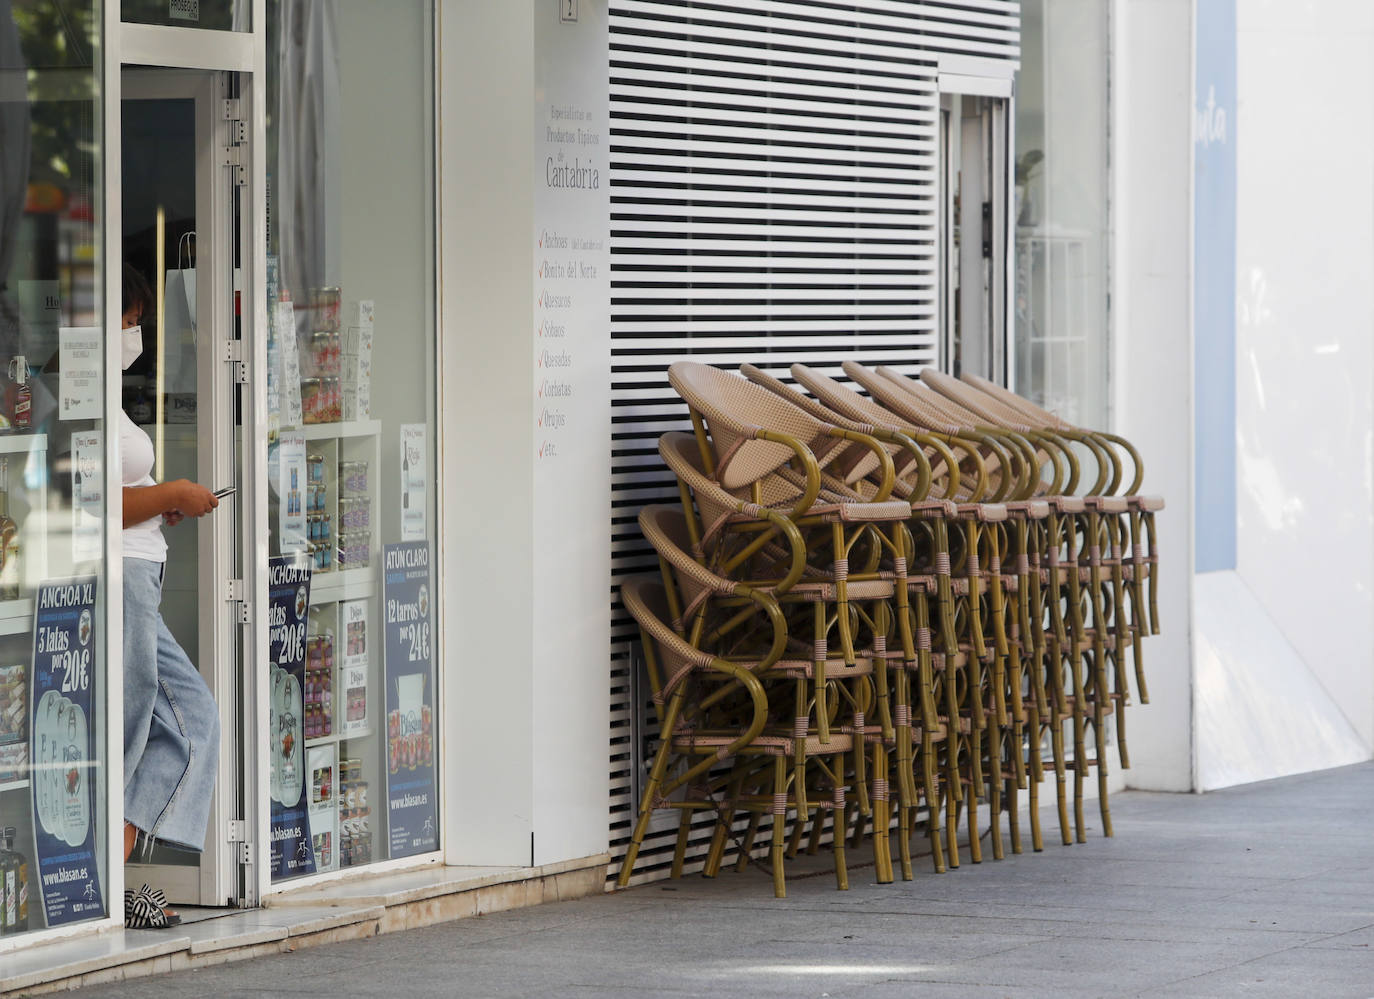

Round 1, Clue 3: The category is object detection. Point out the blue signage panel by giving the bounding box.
[29,577,104,926]
[268,556,316,880]
[382,542,437,858]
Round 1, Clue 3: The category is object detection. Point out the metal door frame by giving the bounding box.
[938,84,1013,387]
[107,4,268,911]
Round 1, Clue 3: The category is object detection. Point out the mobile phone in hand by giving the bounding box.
[213,486,236,499]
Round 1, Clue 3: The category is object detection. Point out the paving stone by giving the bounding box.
[59,762,1374,999]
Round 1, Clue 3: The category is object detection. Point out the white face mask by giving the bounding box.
[121,325,143,370]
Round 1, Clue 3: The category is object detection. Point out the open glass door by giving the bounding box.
[120,66,247,908]
[940,93,1010,383]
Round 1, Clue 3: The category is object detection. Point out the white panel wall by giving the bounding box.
[439,0,612,869]
[1112,0,1195,792]
[439,0,538,865]
[1232,0,1374,752]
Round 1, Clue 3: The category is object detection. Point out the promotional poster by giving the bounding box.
[382,542,437,858]
[268,556,315,880]
[28,577,104,926]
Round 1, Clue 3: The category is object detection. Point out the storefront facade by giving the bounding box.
[1,0,446,949]
[0,0,1167,967]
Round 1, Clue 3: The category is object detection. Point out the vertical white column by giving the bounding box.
[1112,0,1197,791]
[439,0,538,865]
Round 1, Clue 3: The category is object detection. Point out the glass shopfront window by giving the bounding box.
[1,0,111,939]
[120,0,249,31]
[1014,0,1110,427]
[263,0,438,882]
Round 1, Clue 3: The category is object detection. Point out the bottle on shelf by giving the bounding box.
[5,358,30,433]
[0,459,18,602]
[0,825,31,934]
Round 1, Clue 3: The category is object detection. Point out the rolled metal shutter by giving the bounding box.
[607,0,1019,887]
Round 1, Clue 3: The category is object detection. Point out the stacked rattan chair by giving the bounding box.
[616,360,1163,897]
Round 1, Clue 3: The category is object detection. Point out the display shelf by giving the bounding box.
[0,598,33,636]
[305,733,340,748]
[0,778,29,794]
[301,419,380,442]
[0,433,48,455]
[308,568,375,606]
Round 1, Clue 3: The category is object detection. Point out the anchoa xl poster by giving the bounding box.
[29,577,104,926]
[268,556,315,880]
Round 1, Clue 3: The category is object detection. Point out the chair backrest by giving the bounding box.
[841,361,962,436]
[639,503,728,625]
[960,371,1071,429]
[920,368,1035,434]
[790,364,908,432]
[619,575,713,709]
[669,361,828,490]
[739,363,888,488]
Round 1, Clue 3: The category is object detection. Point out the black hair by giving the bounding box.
[122,264,154,320]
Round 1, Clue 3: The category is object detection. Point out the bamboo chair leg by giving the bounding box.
[925,744,946,873]
[1007,771,1022,855]
[946,766,961,868]
[1074,764,1087,845]
[771,757,787,898]
[806,811,825,856]
[736,812,763,873]
[705,817,730,877]
[966,733,983,864]
[898,800,914,881]
[988,740,1005,861]
[1052,717,1072,846]
[832,766,850,891]
[1027,703,1044,852]
[667,810,693,880]
[872,743,893,883]
[787,811,807,860]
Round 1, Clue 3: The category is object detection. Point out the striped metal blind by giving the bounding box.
[606,0,1019,886]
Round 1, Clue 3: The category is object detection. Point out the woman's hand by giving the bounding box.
[168,479,219,519]
[124,480,218,528]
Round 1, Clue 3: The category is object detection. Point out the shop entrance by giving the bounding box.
[120,67,249,908]
[940,93,1010,383]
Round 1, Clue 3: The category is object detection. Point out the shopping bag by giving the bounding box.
[162,266,197,396]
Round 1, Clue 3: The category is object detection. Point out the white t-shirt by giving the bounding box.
[120,411,168,563]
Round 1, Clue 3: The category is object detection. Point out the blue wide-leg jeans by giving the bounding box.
[123,557,220,852]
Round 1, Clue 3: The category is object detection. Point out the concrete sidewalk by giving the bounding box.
[70,763,1374,998]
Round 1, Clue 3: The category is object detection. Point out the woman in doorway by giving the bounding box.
[119,264,222,929]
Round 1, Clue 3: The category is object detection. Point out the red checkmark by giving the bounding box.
[539,444,545,457]
[538,412,544,426]
[538,293,543,307]
[539,381,545,397]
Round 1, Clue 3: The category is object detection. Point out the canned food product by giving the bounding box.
[310,286,341,332]
[339,461,369,497]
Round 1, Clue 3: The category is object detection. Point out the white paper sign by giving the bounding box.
[17,280,61,358]
[71,431,103,563]
[400,424,426,541]
[306,743,338,873]
[58,327,102,421]
[340,599,371,737]
[277,301,303,429]
[278,431,307,552]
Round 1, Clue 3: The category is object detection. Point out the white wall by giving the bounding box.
[1112,0,1196,791]
[439,0,538,865]
[1231,0,1374,752]
[438,0,611,868]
